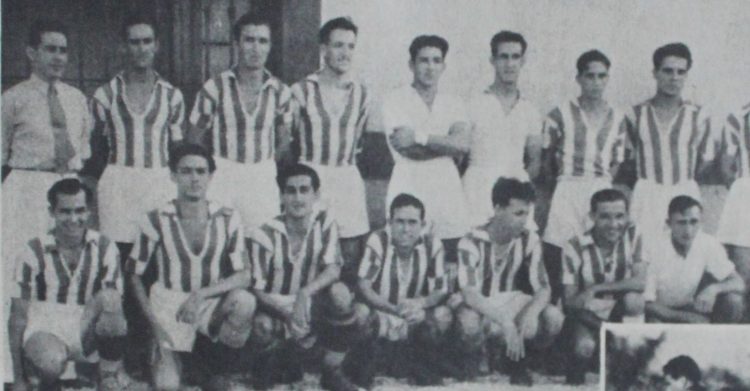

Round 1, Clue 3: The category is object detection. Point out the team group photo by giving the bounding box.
[2,0,750,390]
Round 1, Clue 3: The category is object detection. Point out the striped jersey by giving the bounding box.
[623,100,715,185]
[721,103,750,178]
[12,230,122,306]
[92,72,184,168]
[358,229,447,305]
[127,200,250,292]
[290,72,370,166]
[246,210,342,295]
[562,225,645,290]
[189,68,292,164]
[543,99,626,178]
[458,227,549,297]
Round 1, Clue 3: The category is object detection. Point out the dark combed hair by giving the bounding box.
[668,195,702,217]
[319,16,357,44]
[28,19,68,47]
[409,35,449,61]
[491,177,536,208]
[276,163,321,192]
[121,12,158,41]
[590,188,628,212]
[390,193,425,220]
[576,49,611,74]
[653,42,692,70]
[490,30,527,57]
[168,143,216,173]
[232,12,272,42]
[47,178,94,208]
[663,355,701,385]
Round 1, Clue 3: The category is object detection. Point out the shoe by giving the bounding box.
[321,367,363,391]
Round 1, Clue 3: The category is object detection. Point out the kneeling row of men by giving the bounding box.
[8,143,746,390]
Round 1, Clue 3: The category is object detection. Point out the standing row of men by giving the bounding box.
[3,11,750,391]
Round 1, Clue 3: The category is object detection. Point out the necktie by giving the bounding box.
[49,84,75,172]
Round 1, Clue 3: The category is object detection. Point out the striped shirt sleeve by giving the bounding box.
[526,234,549,292]
[321,219,343,267]
[722,112,742,158]
[358,233,383,281]
[542,107,564,150]
[223,209,246,273]
[622,108,638,161]
[90,91,111,142]
[246,229,272,291]
[457,238,481,289]
[561,239,583,287]
[12,245,39,300]
[275,84,294,129]
[127,212,161,275]
[99,239,124,293]
[189,79,219,131]
[698,110,718,162]
[169,88,186,142]
[428,237,447,294]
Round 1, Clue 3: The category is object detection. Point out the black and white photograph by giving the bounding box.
[1,0,749,390]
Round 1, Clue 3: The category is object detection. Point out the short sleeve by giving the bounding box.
[245,230,272,291]
[561,240,583,287]
[11,244,40,300]
[97,238,124,294]
[457,238,481,289]
[126,211,161,275]
[189,79,219,130]
[226,210,246,273]
[427,237,447,294]
[542,107,564,150]
[525,234,549,292]
[169,88,186,142]
[358,232,384,281]
[320,217,343,267]
[704,237,735,281]
[275,84,294,129]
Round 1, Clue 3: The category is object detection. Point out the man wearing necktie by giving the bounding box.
[1,19,92,383]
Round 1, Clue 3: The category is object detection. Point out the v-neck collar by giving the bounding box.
[42,230,98,277]
[647,99,686,134]
[267,209,325,264]
[115,71,165,117]
[160,199,224,258]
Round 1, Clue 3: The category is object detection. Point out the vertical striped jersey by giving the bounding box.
[92,72,185,168]
[290,72,370,166]
[12,230,122,306]
[458,227,549,297]
[721,103,750,178]
[358,229,447,305]
[246,210,342,295]
[561,225,645,290]
[127,200,250,292]
[189,68,292,164]
[543,99,626,179]
[623,100,716,185]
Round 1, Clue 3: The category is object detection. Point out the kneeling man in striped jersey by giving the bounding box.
[8,178,131,390]
[455,177,564,386]
[127,144,258,390]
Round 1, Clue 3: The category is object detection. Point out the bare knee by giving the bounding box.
[251,313,280,347]
[23,332,69,381]
[573,331,597,359]
[714,292,745,323]
[429,305,454,334]
[224,289,257,321]
[456,306,482,339]
[152,352,181,391]
[540,305,565,337]
[328,282,354,313]
[94,288,124,313]
[622,292,645,316]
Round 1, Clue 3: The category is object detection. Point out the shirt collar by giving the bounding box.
[265,208,327,237]
[578,225,634,248]
[28,73,60,94]
[114,70,170,88]
[306,70,356,89]
[159,199,226,218]
[41,229,100,252]
[226,67,281,91]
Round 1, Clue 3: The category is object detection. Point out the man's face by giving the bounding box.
[170,155,212,201]
[493,199,531,238]
[389,205,425,249]
[50,191,89,237]
[654,56,689,98]
[590,200,628,244]
[410,46,445,88]
[281,175,318,219]
[28,32,68,81]
[491,41,525,84]
[577,61,609,100]
[668,206,702,249]
[322,29,356,75]
[125,24,157,70]
[237,24,271,70]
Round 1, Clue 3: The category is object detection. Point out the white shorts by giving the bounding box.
[630,179,700,239]
[376,311,410,341]
[462,166,537,231]
[207,158,280,232]
[544,177,611,248]
[150,284,220,352]
[478,292,533,334]
[98,165,174,242]
[262,293,312,341]
[584,297,617,321]
[304,163,369,238]
[717,177,750,247]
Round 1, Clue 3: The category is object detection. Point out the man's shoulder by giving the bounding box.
[2,79,33,99]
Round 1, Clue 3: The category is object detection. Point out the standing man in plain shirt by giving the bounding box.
[464,30,543,228]
[382,34,471,273]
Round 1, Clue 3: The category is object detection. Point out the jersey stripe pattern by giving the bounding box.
[92,73,184,168]
[290,73,370,166]
[246,210,342,295]
[358,229,447,305]
[12,230,122,306]
[543,100,626,178]
[127,201,247,292]
[562,225,644,289]
[722,103,750,178]
[457,227,548,297]
[189,69,292,164]
[624,101,715,185]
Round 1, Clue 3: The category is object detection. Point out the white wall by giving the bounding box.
[322,0,750,119]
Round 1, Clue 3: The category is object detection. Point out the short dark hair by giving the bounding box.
[668,195,702,217]
[277,163,320,192]
[491,177,536,208]
[168,143,216,173]
[663,355,701,385]
[390,193,425,220]
[409,35,449,61]
[319,17,357,44]
[47,178,93,209]
[590,188,628,212]
[28,19,68,48]
[653,42,692,70]
[490,30,527,57]
[576,49,610,74]
[232,12,272,42]
[121,12,158,41]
